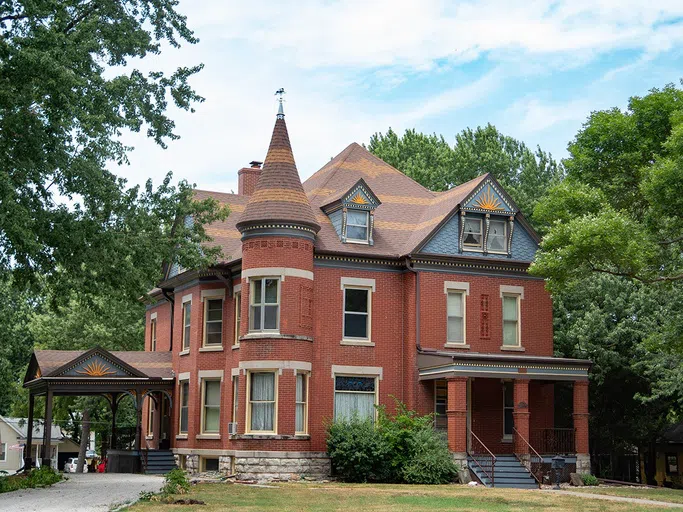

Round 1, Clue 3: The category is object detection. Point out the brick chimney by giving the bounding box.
[237,160,262,196]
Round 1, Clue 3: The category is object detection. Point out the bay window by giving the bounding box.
[295,373,308,435]
[201,380,221,434]
[203,299,223,346]
[249,278,279,332]
[247,371,277,433]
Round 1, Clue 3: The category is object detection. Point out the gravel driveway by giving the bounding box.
[1,473,165,512]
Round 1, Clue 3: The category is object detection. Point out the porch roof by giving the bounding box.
[417,350,591,381]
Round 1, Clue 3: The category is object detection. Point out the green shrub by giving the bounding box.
[326,400,458,485]
[326,416,389,482]
[0,467,62,494]
[163,468,190,495]
[581,473,599,486]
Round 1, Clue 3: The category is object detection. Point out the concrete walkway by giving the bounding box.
[1,473,165,512]
[543,489,683,509]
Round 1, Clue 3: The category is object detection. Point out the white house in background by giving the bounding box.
[0,416,78,474]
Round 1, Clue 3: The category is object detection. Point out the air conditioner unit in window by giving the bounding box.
[228,422,238,435]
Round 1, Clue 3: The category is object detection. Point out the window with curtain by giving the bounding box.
[248,372,276,432]
[202,380,221,433]
[179,381,189,433]
[150,318,157,351]
[346,210,369,242]
[249,278,279,332]
[463,218,483,249]
[182,302,191,350]
[203,299,223,346]
[503,382,514,438]
[343,287,370,339]
[234,292,241,345]
[295,373,308,434]
[487,219,508,253]
[447,291,465,343]
[334,376,376,421]
[232,376,238,422]
[503,295,520,346]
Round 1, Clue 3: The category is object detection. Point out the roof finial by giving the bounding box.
[275,88,285,119]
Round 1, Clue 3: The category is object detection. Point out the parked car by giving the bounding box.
[64,458,88,473]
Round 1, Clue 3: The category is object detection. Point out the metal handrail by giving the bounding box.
[468,429,497,487]
[513,426,543,485]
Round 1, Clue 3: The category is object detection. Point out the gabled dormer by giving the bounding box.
[321,179,381,245]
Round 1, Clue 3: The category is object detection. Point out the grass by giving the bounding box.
[125,482,677,511]
[571,485,683,505]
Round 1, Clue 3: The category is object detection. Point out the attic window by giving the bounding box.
[346,210,369,243]
[462,218,483,249]
[487,219,508,253]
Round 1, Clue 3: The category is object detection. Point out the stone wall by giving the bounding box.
[235,456,331,481]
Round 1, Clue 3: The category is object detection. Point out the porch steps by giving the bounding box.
[468,455,539,489]
[143,450,177,475]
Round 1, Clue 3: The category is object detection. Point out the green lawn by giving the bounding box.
[571,486,683,505]
[125,482,677,511]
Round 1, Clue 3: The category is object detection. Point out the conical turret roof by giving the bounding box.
[236,113,320,233]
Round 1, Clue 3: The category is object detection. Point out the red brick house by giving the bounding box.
[141,104,591,486]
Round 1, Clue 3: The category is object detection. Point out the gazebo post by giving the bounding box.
[134,392,143,451]
[25,393,35,470]
[110,393,119,450]
[41,389,53,468]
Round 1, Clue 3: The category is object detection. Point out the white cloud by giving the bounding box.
[506,97,593,134]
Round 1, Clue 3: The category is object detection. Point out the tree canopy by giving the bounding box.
[531,83,683,289]
[367,124,562,227]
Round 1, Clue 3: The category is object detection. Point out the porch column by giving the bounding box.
[513,380,530,455]
[573,380,590,473]
[41,389,53,467]
[152,393,162,449]
[110,394,119,451]
[134,392,143,452]
[446,377,468,457]
[25,393,35,470]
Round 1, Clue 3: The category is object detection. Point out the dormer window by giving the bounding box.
[462,218,483,249]
[487,219,507,253]
[346,210,369,243]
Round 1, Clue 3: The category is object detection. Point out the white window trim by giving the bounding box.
[200,288,226,301]
[248,277,281,334]
[333,373,379,422]
[295,372,309,435]
[150,317,157,352]
[202,297,224,348]
[182,294,192,304]
[443,281,470,295]
[243,267,313,282]
[341,284,372,343]
[246,370,279,434]
[345,209,370,244]
[150,312,158,320]
[199,378,222,436]
[233,291,242,347]
[239,360,311,374]
[487,218,509,254]
[462,217,484,251]
[331,365,383,380]
[181,301,192,352]
[501,293,522,349]
[445,289,467,347]
[499,285,525,299]
[178,378,190,436]
[340,277,376,292]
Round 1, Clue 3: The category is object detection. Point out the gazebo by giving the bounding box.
[23,347,174,472]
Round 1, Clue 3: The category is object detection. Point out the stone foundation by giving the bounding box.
[235,456,331,481]
[576,453,591,474]
[451,451,468,469]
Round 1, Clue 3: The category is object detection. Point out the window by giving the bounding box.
[503,382,514,439]
[334,375,377,421]
[343,287,370,340]
[249,278,279,332]
[462,218,483,249]
[179,381,189,434]
[434,381,447,431]
[487,219,507,253]
[666,453,679,475]
[203,299,223,346]
[232,376,239,422]
[0,443,6,462]
[346,210,369,242]
[201,457,219,472]
[247,371,277,433]
[233,292,241,345]
[146,397,154,437]
[150,318,157,351]
[447,291,465,344]
[295,373,308,434]
[502,295,520,347]
[182,301,191,350]
[201,380,221,434]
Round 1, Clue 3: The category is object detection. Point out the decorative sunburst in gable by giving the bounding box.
[349,191,368,205]
[76,361,117,377]
[474,186,503,211]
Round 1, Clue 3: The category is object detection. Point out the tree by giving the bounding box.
[0,1,227,296]
[367,125,562,227]
[531,83,683,288]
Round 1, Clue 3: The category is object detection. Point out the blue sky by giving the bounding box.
[114,0,683,194]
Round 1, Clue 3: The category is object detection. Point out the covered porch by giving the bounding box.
[418,350,591,487]
[22,347,174,473]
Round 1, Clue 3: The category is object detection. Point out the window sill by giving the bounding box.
[501,438,513,444]
[196,434,221,440]
[199,345,223,352]
[240,333,314,342]
[294,434,311,439]
[340,339,375,347]
[444,343,470,349]
[500,346,525,352]
[145,435,154,440]
[231,344,240,350]
[179,349,190,356]
[175,434,188,440]
[233,434,304,440]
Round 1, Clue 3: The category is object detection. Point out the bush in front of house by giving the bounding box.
[0,466,62,494]
[581,473,599,486]
[162,468,191,495]
[326,400,459,485]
